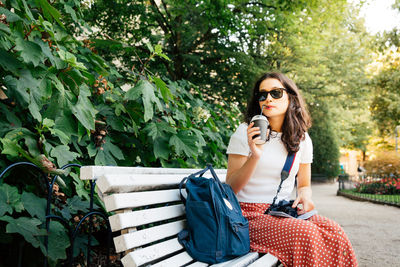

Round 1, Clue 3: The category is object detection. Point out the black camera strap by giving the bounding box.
[265,152,297,214]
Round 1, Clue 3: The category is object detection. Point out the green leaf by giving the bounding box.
[54,110,76,138]
[114,103,126,116]
[73,233,99,258]
[64,4,77,21]
[65,195,90,214]
[124,84,141,101]
[0,23,10,34]
[58,207,71,221]
[146,42,154,53]
[191,128,206,146]
[153,137,170,160]
[104,140,125,160]
[172,109,187,122]
[48,73,65,96]
[21,0,34,20]
[45,221,69,261]
[0,49,22,75]
[0,7,22,22]
[125,80,158,122]
[43,118,55,128]
[169,131,198,157]
[154,44,162,54]
[0,103,22,127]
[57,49,86,69]
[49,128,71,145]
[36,37,56,65]
[24,134,41,157]
[28,93,42,122]
[144,121,176,141]
[36,0,65,29]
[153,77,173,104]
[87,143,97,158]
[70,172,90,200]
[70,86,97,131]
[50,145,80,167]
[0,138,24,157]
[94,147,117,166]
[0,216,47,249]
[0,183,23,216]
[17,70,41,104]
[21,192,46,221]
[15,37,45,67]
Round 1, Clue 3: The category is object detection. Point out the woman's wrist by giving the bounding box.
[297,186,312,196]
[248,153,261,161]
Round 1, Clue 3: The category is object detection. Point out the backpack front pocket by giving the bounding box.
[186,201,218,253]
[226,216,250,255]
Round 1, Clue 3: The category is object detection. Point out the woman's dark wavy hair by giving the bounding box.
[244,72,311,153]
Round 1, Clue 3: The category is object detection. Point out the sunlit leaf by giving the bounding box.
[0,216,47,249]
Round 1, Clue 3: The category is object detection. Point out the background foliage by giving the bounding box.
[0,0,397,265]
[0,0,238,265]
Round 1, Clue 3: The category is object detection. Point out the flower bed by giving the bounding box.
[355,177,400,195]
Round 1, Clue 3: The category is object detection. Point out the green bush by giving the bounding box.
[308,101,340,179]
[364,152,400,175]
[0,0,240,265]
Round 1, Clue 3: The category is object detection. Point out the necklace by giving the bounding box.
[270,131,280,138]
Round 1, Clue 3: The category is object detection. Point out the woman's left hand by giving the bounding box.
[292,186,315,214]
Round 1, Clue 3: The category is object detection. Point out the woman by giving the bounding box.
[226,72,358,267]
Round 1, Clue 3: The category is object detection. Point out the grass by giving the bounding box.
[340,189,400,205]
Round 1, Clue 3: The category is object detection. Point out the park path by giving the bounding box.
[310,182,400,267]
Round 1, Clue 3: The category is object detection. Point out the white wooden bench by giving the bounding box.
[80,166,279,267]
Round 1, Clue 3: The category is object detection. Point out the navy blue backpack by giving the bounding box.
[178,164,250,264]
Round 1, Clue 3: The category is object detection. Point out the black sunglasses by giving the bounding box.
[258,88,287,101]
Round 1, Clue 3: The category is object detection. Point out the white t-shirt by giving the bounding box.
[226,123,313,203]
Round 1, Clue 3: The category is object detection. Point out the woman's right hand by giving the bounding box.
[247,122,265,159]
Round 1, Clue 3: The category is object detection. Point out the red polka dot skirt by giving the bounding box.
[240,202,358,267]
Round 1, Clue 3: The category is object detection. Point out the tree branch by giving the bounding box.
[188,27,215,53]
[162,60,176,80]
[149,0,175,42]
[160,0,172,20]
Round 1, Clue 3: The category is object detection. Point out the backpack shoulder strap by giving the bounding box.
[179,177,189,205]
[280,152,297,182]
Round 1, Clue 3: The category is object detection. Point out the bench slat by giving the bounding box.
[247,253,279,267]
[109,204,185,231]
[151,251,194,267]
[121,238,184,267]
[103,189,181,212]
[80,166,227,180]
[210,252,259,267]
[97,174,185,194]
[97,173,226,194]
[186,262,209,267]
[114,220,186,253]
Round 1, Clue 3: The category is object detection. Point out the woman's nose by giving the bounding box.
[266,93,274,101]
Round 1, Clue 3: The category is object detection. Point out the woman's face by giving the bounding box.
[258,78,289,120]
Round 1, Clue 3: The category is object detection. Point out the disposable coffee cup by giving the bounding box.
[251,115,269,144]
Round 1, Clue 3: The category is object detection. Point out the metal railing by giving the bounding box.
[0,162,113,267]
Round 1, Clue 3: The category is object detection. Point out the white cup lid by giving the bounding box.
[251,115,268,122]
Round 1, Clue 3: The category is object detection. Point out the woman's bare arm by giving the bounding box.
[226,122,265,193]
[292,163,315,212]
[226,154,260,193]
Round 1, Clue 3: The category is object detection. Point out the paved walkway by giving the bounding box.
[311,182,400,267]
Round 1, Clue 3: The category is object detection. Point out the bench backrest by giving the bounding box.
[80,166,227,266]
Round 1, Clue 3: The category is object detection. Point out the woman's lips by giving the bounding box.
[265,105,275,109]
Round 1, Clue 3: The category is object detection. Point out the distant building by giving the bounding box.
[339,149,364,178]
